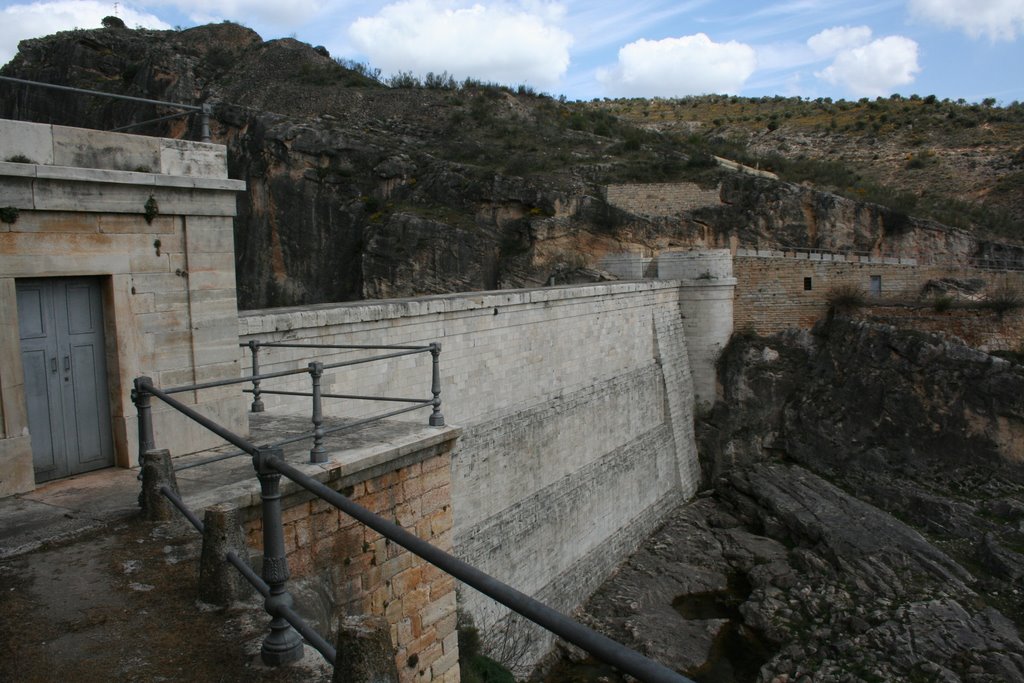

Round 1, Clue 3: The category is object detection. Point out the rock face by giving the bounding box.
[558,320,1024,682]
[4,24,1023,309]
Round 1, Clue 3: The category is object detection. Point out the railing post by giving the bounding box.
[253,446,304,666]
[133,376,155,465]
[309,361,327,463]
[429,343,444,427]
[199,102,212,143]
[249,340,265,413]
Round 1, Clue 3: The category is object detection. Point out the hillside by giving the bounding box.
[2,22,1023,308]
[588,95,1024,241]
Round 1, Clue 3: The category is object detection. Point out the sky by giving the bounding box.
[1,0,1022,104]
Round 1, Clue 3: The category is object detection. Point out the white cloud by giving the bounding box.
[816,35,920,97]
[141,0,323,29]
[596,33,757,97]
[807,25,873,57]
[348,1,573,87]
[909,0,1024,42]
[1,2,169,66]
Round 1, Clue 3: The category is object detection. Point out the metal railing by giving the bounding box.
[0,75,211,141]
[142,340,444,473]
[133,350,694,682]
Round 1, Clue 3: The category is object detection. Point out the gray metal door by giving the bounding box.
[16,278,114,482]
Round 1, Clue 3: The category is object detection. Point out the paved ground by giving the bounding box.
[0,415,438,683]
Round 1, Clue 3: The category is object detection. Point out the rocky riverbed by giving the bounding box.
[549,317,1024,683]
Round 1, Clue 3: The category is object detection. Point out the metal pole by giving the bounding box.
[199,103,212,143]
[309,361,327,463]
[429,343,445,426]
[0,75,203,111]
[133,376,155,465]
[249,340,265,413]
[253,446,304,666]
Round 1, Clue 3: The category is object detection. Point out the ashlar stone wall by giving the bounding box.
[734,250,1024,340]
[237,281,702,671]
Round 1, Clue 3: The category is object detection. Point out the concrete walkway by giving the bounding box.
[0,412,449,683]
[0,412,449,559]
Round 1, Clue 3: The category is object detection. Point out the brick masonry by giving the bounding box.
[243,448,460,683]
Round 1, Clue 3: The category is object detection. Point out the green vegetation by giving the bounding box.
[981,283,1024,317]
[0,206,19,224]
[581,93,1024,241]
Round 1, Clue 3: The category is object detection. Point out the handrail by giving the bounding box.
[159,483,337,664]
[134,338,445,471]
[141,380,259,455]
[139,388,694,682]
[242,341,432,351]
[0,75,212,141]
[266,453,694,683]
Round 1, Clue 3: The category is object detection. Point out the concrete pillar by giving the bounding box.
[139,448,179,521]
[199,503,250,605]
[333,615,399,683]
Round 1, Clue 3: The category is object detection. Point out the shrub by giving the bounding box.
[101,15,126,29]
[826,284,867,314]
[932,294,954,312]
[982,284,1024,317]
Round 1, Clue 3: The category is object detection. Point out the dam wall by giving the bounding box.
[237,280,704,668]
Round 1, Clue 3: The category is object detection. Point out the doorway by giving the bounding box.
[16,277,114,483]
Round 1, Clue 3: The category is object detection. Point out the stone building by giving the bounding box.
[0,119,247,497]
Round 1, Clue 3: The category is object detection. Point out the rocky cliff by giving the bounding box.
[2,23,1021,309]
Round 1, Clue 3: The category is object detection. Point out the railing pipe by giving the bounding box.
[140,380,259,455]
[158,487,331,660]
[249,340,265,413]
[199,102,212,143]
[133,376,155,465]
[160,485,205,532]
[253,446,304,666]
[246,389,429,404]
[253,342,430,351]
[164,364,308,394]
[279,604,337,664]
[267,454,693,683]
[308,362,327,463]
[320,402,433,437]
[429,343,445,427]
[110,110,192,133]
[0,75,204,110]
[321,347,428,371]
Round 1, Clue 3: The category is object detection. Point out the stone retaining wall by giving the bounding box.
[734,253,1024,337]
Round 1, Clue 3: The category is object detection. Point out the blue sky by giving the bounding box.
[1,0,1022,103]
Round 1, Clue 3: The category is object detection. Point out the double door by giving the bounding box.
[16,278,114,483]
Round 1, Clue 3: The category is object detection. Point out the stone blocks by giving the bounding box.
[237,281,703,672]
[0,119,246,492]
